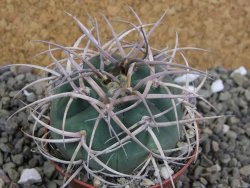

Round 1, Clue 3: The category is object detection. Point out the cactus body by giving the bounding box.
[50,55,183,174]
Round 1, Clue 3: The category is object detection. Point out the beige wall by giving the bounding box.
[0,0,249,70]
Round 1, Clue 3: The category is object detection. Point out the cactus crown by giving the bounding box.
[7,9,214,187]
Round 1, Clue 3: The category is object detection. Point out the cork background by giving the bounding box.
[0,0,249,70]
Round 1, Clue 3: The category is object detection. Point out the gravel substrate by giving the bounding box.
[0,66,249,188]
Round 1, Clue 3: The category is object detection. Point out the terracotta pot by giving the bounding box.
[51,130,200,188]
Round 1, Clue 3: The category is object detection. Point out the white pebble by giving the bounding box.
[140,178,155,186]
[211,79,224,93]
[177,142,193,154]
[222,124,230,133]
[18,168,42,184]
[93,178,102,187]
[160,165,174,180]
[174,74,200,83]
[231,66,247,76]
[23,89,32,96]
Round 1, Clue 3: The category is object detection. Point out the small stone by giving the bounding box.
[199,177,208,185]
[198,101,211,113]
[211,79,224,93]
[28,158,39,168]
[231,73,245,86]
[46,181,57,188]
[203,128,212,135]
[231,179,241,188]
[204,140,211,153]
[8,91,19,97]
[197,89,212,98]
[226,131,237,139]
[14,138,24,154]
[245,127,250,137]
[15,74,25,81]
[194,166,204,179]
[228,158,238,167]
[227,117,240,125]
[1,97,10,106]
[18,168,42,184]
[11,154,24,165]
[177,142,192,154]
[0,143,12,153]
[140,178,155,186]
[220,154,231,164]
[43,161,55,179]
[231,66,247,76]
[192,181,204,188]
[93,178,102,188]
[222,124,230,133]
[26,92,36,102]
[174,73,199,83]
[240,165,250,176]
[207,164,221,172]
[244,90,250,102]
[219,92,231,101]
[0,170,10,184]
[212,141,219,152]
[5,168,19,182]
[207,173,219,184]
[159,165,174,179]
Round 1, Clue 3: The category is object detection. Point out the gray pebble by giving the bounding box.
[6,168,19,182]
[228,158,238,167]
[28,158,39,168]
[192,181,204,188]
[199,177,208,185]
[220,154,231,164]
[11,154,24,165]
[226,130,237,139]
[240,165,250,176]
[219,92,231,101]
[15,74,25,81]
[236,154,250,165]
[194,166,204,179]
[245,127,250,137]
[206,164,221,172]
[231,73,245,86]
[0,143,12,153]
[1,97,10,106]
[0,169,10,184]
[227,117,240,125]
[14,138,24,154]
[230,179,241,188]
[43,161,55,179]
[244,90,250,102]
[212,141,219,152]
[8,91,19,98]
[46,181,57,188]
[26,92,36,102]
[232,168,240,178]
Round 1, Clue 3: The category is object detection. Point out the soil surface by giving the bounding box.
[0,0,250,69]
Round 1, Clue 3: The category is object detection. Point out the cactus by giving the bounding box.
[6,9,214,187]
[50,53,183,174]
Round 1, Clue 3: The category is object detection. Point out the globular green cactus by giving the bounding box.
[7,9,210,187]
[50,54,183,174]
